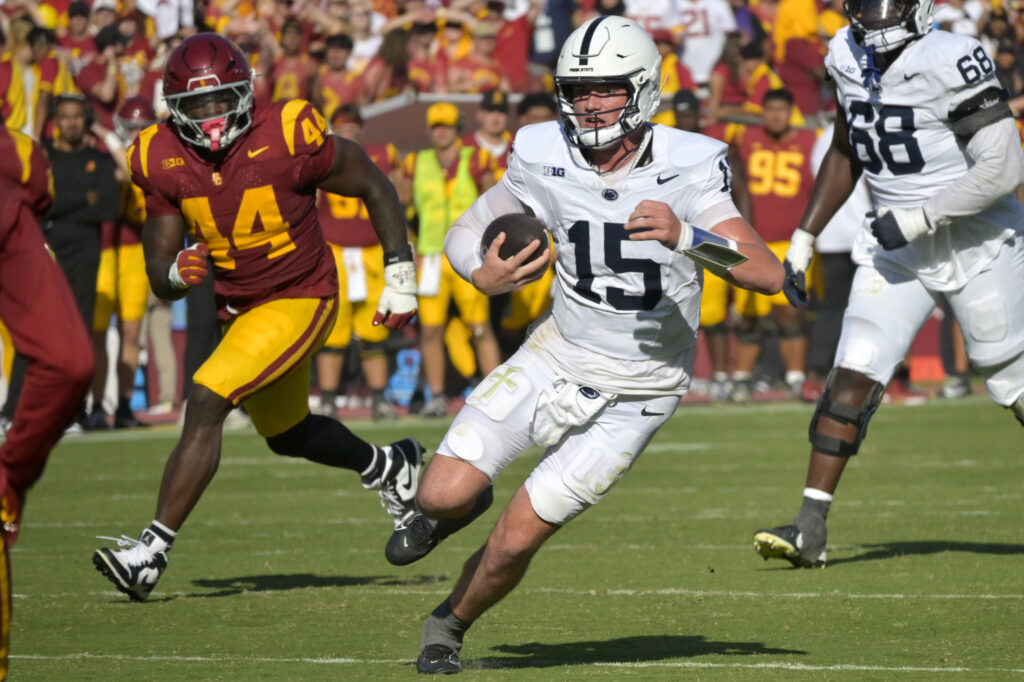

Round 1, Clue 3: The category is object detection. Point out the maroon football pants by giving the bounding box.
[0,202,93,546]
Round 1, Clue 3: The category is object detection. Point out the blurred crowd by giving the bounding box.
[3,0,1023,426]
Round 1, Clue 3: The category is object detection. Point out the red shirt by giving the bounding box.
[492,16,532,92]
[58,34,97,76]
[734,126,816,243]
[318,142,397,247]
[408,56,447,93]
[777,37,825,116]
[129,100,338,317]
[712,62,746,106]
[74,57,122,129]
[271,55,318,102]
[448,54,502,93]
[317,66,363,120]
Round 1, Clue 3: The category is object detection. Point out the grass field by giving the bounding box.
[12,395,1024,680]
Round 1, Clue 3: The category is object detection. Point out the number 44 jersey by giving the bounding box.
[827,27,1024,291]
[501,121,738,395]
[129,99,339,317]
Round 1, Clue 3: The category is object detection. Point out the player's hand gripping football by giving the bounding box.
[782,228,815,308]
[624,200,693,251]
[868,206,933,250]
[374,244,418,329]
[168,242,210,290]
[473,232,551,296]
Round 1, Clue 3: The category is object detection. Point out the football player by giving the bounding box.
[89,96,158,429]
[388,18,784,673]
[0,127,94,677]
[92,34,422,602]
[754,0,1024,568]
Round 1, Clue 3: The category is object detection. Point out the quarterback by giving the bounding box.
[93,34,422,602]
[754,0,1024,567]
[388,18,784,673]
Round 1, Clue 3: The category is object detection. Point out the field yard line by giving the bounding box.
[14,587,1023,601]
[9,652,1024,674]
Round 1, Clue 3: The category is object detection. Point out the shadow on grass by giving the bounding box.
[831,541,1024,566]
[473,635,806,669]
[190,572,448,598]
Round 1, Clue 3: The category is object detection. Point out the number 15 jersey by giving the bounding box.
[501,121,738,395]
[827,28,1024,291]
[129,99,339,317]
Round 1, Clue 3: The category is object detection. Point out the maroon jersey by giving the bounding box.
[270,55,318,103]
[734,125,816,243]
[317,66,363,120]
[317,142,396,248]
[0,127,52,228]
[129,99,338,317]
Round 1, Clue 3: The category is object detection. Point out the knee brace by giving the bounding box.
[808,368,885,457]
[702,322,729,337]
[1011,394,1024,427]
[778,323,805,339]
[736,319,763,345]
[359,338,387,360]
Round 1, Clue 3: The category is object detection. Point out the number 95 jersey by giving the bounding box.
[129,99,339,316]
[827,27,1024,290]
[501,121,737,394]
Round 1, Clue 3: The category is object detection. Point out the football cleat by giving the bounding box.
[753,524,826,568]
[417,643,462,674]
[386,486,494,566]
[418,395,448,418]
[93,530,169,601]
[363,438,423,528]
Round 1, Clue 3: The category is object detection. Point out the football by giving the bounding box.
[480,213,550,264]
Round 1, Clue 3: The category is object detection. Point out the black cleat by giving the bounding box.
[417,644,461,674]
[385,486,494,566]
[93,531,169,601]
[753,524,826,568]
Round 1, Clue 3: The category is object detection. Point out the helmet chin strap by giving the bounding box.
[862,43,882,93]
[201,117,227,151]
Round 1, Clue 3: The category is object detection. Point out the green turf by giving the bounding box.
[12,395,1024,680]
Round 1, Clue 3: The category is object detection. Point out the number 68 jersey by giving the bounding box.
[502,121,737,395]
[827,27,1024,291]
[129,99,339,317]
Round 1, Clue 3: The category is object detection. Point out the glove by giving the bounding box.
[868,206,933,250]
[374,243,417,330]
[782,228,815,308]
[168,242,210,290]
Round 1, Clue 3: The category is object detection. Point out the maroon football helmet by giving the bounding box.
[163,34,254,152]
[114,95,157,143]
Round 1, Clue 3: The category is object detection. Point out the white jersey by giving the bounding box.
[827,27,1024,291]
[811,123,868,254]
[677,0,736,84]
[502,121,736,395]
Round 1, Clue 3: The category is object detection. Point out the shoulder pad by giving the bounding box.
[663,126,727,169]
[507,122,565,165]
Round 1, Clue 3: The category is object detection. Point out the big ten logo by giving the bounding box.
[747,149,804,198]
[326,193,369,221]
[181,185,296,269]
[162,157,185,170]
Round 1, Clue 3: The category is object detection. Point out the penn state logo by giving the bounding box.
[579,386,600,399]
[602,189,618,201]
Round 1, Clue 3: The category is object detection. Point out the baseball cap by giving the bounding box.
[68,1,91,17]
[480,89,508,113]
[672,89,699,112]
[649,28,675,45]
[426,101,460,127]
[93,0,118,12]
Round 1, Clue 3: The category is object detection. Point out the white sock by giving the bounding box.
[803,487,833,503]
[786,370,806,386]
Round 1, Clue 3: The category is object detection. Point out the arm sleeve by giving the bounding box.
[924,117,1024,224]
[445,180,531,282]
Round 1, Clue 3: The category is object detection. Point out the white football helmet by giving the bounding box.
[844,0,934,53]
[554,16,662,149]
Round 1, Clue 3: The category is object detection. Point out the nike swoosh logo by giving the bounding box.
[903,73,919,81]
[137,567,160,586]
[656,174,679,185]
[247,146,270,158]
[640,407,665,417]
